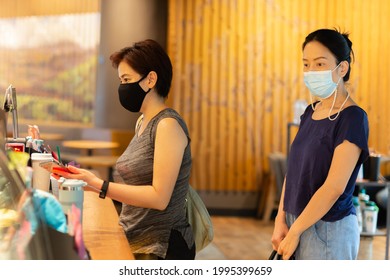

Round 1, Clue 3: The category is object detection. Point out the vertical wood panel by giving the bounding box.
[168,0,390,193]
[226,0,236,191]
[209,0,218,190]
[253,0,264,191]
[217,1,228,190]
[235,0,245,191]
[245,0,255,192]
[199,1,211,191]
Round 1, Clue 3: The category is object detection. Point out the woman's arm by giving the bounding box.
[59,117,188,211]
[277,139,361,259]
[271,177,289,250]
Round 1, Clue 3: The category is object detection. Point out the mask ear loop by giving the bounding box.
[310,94,321,111]
[327,87,338,119]
[328,90,350,121]
[138,73,152,94]
[328,77,349,121]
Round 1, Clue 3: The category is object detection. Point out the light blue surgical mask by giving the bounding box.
[303,63,341,99]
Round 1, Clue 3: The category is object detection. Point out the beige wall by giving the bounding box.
[95,0,168,130]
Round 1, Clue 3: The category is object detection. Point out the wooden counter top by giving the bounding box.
[82,191,134,260]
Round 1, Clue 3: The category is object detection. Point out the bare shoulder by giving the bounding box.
[156,117,187,139]
[157,117,181,130]
[155,117,188,148]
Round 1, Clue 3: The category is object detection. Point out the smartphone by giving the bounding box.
[39,160,74,174]
[52,166,73,173]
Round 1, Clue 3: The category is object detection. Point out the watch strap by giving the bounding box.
[99,180,109,199]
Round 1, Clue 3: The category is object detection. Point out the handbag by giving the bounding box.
[268,250,295,260]
[185,185,214,253]
[268,250,282,260]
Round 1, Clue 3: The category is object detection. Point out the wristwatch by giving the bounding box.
[99,181,109,199]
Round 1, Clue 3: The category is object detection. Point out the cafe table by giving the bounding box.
[62,140,119,156]
[74,155,119,181]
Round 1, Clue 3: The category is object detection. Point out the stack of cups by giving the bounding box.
[363,154,382,181]
[31,153,53,192]
[50,175,61,199]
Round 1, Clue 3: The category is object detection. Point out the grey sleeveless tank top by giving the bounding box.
[115,108,194,258]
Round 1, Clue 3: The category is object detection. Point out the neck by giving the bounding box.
[140,92,167,122]
[319,86,349,109]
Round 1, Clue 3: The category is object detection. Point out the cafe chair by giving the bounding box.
[375,156,390,210]
[261,152,287,222]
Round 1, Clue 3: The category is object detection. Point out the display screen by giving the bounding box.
[5,142,25,152]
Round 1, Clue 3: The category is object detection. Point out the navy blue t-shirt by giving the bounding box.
[284,104,369,222]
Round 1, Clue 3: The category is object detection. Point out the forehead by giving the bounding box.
[302,41,336,61]
[118,60,138,76]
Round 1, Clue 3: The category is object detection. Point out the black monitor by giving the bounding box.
[2,85,26,152]
[0,109,6,152]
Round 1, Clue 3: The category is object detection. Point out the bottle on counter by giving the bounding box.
[363,201,379,234]
[353,196,363,233]
[358,188,370,212]
[293,99,308,125]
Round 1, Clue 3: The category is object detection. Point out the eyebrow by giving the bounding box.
[119,73,132,79]
[302,56,328,61]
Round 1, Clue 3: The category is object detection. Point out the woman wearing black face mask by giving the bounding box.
[56,39,195,260]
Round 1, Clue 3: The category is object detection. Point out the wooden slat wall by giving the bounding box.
[167,0,390,192]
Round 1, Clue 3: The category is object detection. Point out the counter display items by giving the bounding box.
[0,84,88,260]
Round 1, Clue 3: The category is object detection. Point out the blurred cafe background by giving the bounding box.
[1,0,389,260]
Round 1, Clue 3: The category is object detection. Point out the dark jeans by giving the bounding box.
[159,229,196,260]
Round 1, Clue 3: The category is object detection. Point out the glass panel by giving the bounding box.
[0,150,51,259]
[0,5,101,126]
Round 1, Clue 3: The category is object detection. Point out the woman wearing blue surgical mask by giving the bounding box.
[56,39,195,260]
[271,29,369,260]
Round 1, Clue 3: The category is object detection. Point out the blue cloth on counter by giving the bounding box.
[23,189,67,234]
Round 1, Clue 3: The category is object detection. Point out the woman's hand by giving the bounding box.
[276,228,300,260]
[53,165,103,192]
[271,214,289,252]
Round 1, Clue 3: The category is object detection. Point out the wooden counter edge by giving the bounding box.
[82,191,134,260]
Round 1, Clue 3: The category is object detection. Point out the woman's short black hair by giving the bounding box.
[110,39,173,98]
[302,28,354,81]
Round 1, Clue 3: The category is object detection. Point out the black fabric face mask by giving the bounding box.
[118,75,151,112]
